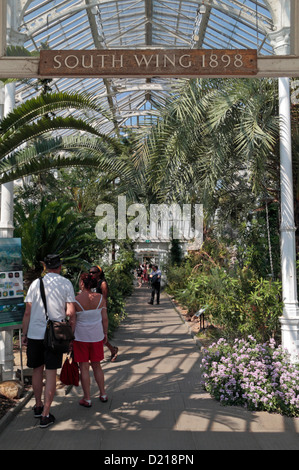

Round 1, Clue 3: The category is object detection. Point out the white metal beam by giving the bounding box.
[290,0,299,55]
[0,0,7,57]
[22,0,111,36]
[205,0,273,33]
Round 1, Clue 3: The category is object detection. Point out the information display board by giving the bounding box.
[0,238,24,330]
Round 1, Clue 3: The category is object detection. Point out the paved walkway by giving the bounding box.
[0,287,299,451]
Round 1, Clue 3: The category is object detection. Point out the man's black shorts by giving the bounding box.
[27,338,63,370]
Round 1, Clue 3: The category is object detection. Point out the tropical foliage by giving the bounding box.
[14,196,100,288]
[1,77,296,349]
[1,75,296,419]
[150,78,285,347]
[135,78,280,208]
[0,91,127,184]
[166,244,282,343]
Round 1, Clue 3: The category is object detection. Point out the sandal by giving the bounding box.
[79,398,92,408]
[110,346,118,362]
[99,394,108,403]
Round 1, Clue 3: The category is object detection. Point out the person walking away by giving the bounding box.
[142,263,148,285]
[136,264,143,288]
[73,273,108,407]
[22,254,76,428]
[89,266,118,362]
[148,265,161,305]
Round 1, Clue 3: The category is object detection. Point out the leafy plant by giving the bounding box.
[0,92,127,184]
[166,252,282,342]
[14,197,99,287]
[202,337,299,417]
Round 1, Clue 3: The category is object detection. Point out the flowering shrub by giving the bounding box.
[201,336,299,417]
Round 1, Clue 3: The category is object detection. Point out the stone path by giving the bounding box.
[0,287,298,451]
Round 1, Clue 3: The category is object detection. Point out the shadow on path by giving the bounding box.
[0,287,298,450]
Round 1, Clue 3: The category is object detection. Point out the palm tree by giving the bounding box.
[0,91,128,184]
[136,79,281,228]
[144,79,279,201]
[127,78,283,278]
[14,197,101,287]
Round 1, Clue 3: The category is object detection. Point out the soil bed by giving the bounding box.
[0,338,31,422]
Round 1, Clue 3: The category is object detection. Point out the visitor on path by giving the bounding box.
[148,265,162,305]
[73,272,108,407]
[89,265,119,362]
[22,254,76,428]
[136,264,143,288]
[141,263,148,285]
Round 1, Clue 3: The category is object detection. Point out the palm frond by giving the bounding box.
[0,116,110,158]
[0,91,111,134]
[0,135,130,184]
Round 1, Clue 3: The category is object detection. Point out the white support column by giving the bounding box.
[0,0,18,380]
[0,82,15,380]
[0,1,7,57]
[1,0,28,239]
[279,77,299,362]
[0,82,15,238]
[267,0,299,362]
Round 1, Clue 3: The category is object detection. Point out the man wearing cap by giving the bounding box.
[22,254,76,428]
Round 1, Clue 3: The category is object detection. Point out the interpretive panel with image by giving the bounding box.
[0,238,24,329]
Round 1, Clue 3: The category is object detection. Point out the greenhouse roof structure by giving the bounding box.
[2,0,297,135]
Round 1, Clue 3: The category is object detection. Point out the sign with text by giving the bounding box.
[0,238,24,330]
[39,49,257,78]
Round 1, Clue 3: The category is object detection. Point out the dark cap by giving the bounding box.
[44,254,62,269]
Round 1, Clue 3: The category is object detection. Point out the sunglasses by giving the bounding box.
[89,271,98,274]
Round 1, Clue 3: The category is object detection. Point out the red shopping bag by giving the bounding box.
[60,354,79,386]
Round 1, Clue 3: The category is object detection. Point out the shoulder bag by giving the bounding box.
[40,277,74,354]
[60,352,79,386]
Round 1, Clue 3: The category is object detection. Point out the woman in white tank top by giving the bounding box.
[73,273,109,407]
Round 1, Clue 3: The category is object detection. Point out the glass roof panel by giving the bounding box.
[13,0,274,134]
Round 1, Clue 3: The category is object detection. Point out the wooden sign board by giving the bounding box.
[39,49,257,78]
